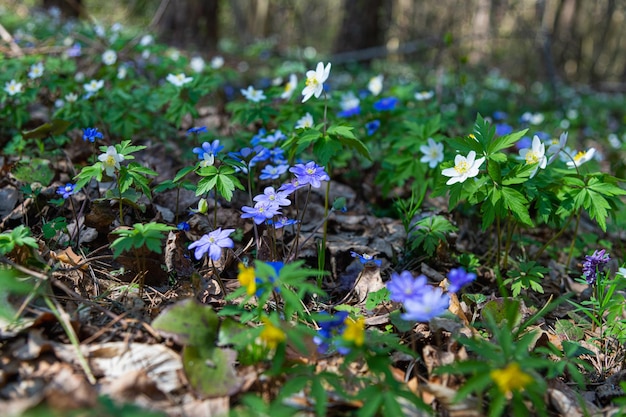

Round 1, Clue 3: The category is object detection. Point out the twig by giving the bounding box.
[0,22,23,57]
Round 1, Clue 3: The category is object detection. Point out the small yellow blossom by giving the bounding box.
[259,317,286,349]
[342,316,365,347]
[237,263,256,296]
[490,362,533,394]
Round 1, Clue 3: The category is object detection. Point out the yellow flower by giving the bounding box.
[237,263,256,296]
[342,316,365,347]
[259,317,286,349]
[490,362,533,394]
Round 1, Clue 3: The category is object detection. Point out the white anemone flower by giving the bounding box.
[28,62,44,79]
[547,131,568,164]
[419,138,444,168]
[241,85,266,102]
[190,56,205,73]
[295,113,314,129]
[166,73,193,87]
[211,56,224,69]
[4,79,23,96]
[368,74,383,96]
[98,146,125,176]
[102,50,117,65]
[519,135,547,177]
[64,92,78,102]
[83,79,104,93]
[302,61,331,102]
[566,148,596,168]
[415,90,434,101]
[441,150,485,185]
[280,73,298,100]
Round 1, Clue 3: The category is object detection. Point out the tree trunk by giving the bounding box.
[333,0,389,63]
[157,0,219,52]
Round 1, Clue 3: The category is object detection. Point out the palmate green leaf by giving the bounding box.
[313,135,342,166]
[587,176,626,196]
[74,163,103,191]
[117,140,146,157]
[196,175,218,196]
[336,135,372,160]
[501,186,533,226]
[327,124,356,139]
[215,171,244,201]
[173,165,196,183]
[445,135,483,155]
[488,129,528,154]
[473,113,495,151]
[582,189,612,231]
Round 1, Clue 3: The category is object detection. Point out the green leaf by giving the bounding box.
[313,135,342,166]
[327,124,356,139]
[488,129,527,154]
[22,119,71,139]
[336,135,372,161]
[501,186,533,226]
[183,345,241,398]
[152,299,220,346]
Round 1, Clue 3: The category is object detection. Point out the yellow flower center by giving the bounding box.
[454,160,469,174]
[284,82,292,92]
[525,151,539,165]
[574,151,585,161]
[105,155,116,166]
[306,168,315,174]
[306,77,318,87]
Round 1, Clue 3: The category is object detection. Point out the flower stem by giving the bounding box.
[566,208,582,269]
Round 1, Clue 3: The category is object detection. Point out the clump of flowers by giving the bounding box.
[387,268,476,322]
[582,249,610,285]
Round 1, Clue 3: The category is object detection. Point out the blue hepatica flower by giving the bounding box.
[289,161,330,188]
[83,127,103,142]
[193,139,224,158]
[241,201,281,225]
[260,164,289,180]
[387,271,427,304]
[267,216,298,229]
[350,251,382,267]
[366,120,380,136]
[516,136,533,150]
[401,287,450,322]
[495,123,513,136]
[373,97,399,112]
[493,111,508,122]
[261,130,286,144]
[188,228,235,261]
[446,267,476,293]
[56,183,76,199]
[338,106,360,118]
[187,126,208,135]
[177,221,190,231]
[313,311,349,354]
[250,128,267,146]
